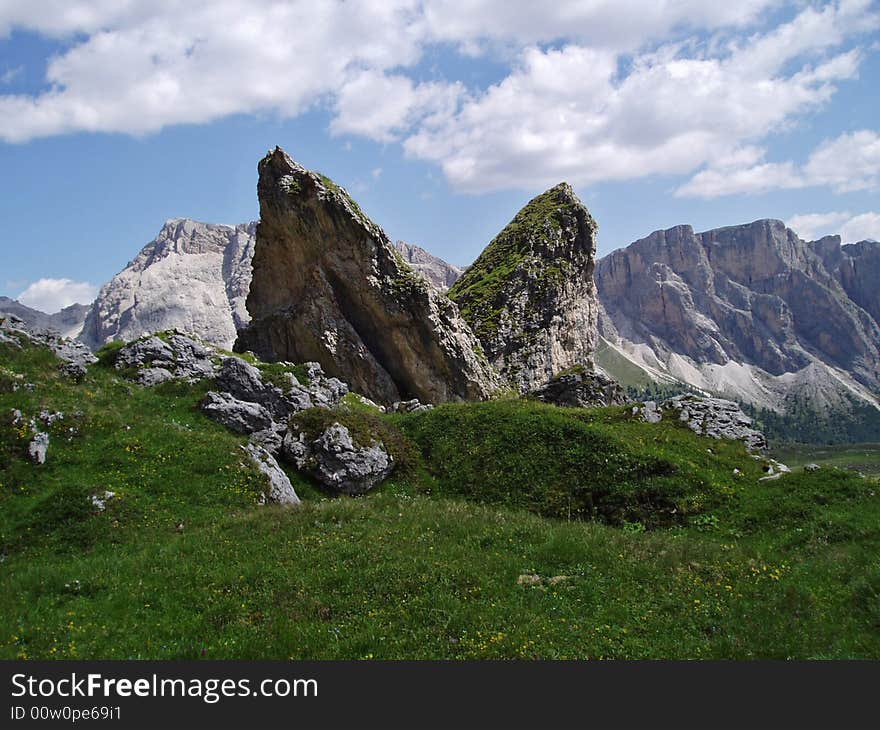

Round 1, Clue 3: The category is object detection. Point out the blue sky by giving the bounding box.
[1,0,878,312]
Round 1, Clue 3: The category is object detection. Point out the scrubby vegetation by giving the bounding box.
[1,337,878,659]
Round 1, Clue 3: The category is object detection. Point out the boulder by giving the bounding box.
[390,399,433,414]
[201,391,275,434]
[28,432,49,465]
[138,367,174,387]
[244,443,301,506]
[531,368,626,408]
[282,421,394,495]
[90,490,116,512]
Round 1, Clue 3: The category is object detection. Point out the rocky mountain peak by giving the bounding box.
[394,241,463,292]
[595,219,880,437]
[0,297,90,339]
[236,146,499,405]
[448,182,599,393]
[79,218,257,351]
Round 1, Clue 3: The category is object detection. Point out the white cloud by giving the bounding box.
[405,0,874,191]
[0,0,876,198]
[678,129,880,198]
[841,212,880,243]
[0,1,427,142]
[330,70,463,143]
[421,0,779,52]
[786,211,853,240]
[786,211,880,243]
[17,278,97,313]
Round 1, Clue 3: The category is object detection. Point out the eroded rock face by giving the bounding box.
[282,421,393,495]
[596,221,880,400]
[448,183,599,394]
[532,368,626,408]
[80,218,257,351]
[235,147,498,405]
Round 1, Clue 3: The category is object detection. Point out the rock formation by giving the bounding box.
[80,218,256,351]
[235,147,498,405]
[114,332,217,385]
[282,421,394,495]
[595,220,880,434]
[394,241,463,291]
[633,395,768,452]
[531,367,626,408]
[0,313,97,380]
[448,183,599,394]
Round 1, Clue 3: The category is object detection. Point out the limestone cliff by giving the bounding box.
[235,147,498,405]
[594,220,880,434]
[80,219,256,350]
[448,183,599,393]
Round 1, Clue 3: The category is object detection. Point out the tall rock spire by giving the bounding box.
[448,182,600,393]
[235,147,499,404]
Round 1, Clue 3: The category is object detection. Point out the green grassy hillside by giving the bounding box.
[1,335,878,659]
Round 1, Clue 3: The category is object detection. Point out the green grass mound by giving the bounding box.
[392,400,764,527]
[0,339,274,556]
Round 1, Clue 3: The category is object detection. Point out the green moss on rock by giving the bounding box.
[448,183,580,341]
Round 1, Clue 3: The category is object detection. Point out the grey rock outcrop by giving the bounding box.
[394,241,463,291]
[282,421,394,495]
[0,314,97,378]
[244,443,301,506]
[635,394,767,452]
[201,391,275,434]
[80,218,257,351]
[448,183,599,394]
[532,368,626,408]
[114,332,216,383]
[235,147,499,405]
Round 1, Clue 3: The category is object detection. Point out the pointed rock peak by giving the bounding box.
[448,184,600,393]
[237,147,499,404]
[507,182,591,236]
[257,146,373,231]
